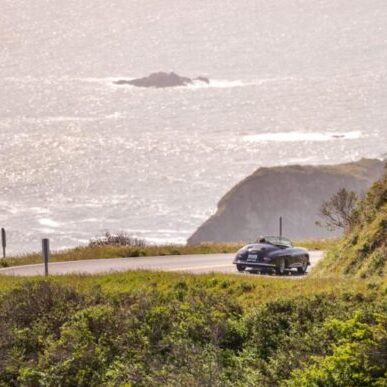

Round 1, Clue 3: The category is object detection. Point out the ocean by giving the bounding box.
[1,0,387,254]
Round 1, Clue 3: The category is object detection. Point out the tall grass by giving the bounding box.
[1,242,244,268]
[0,236,334,269]
[0,269,384,305]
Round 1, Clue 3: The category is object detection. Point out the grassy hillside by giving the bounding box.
[0,272,385,386]
[314,166,387,278]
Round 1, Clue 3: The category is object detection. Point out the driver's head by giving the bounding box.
[257,235,266,243]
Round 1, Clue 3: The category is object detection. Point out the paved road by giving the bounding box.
[0,251,324,277]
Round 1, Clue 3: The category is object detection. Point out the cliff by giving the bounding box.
[188,159,385,244]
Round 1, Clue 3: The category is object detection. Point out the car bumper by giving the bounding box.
[233,260,276,268]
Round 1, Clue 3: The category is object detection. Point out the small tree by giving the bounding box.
[89,231,147,247]
[316,188,358,232]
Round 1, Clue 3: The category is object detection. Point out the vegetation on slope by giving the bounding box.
[0,238,331,269]
[0,242,243,268]
[0,273,385,386]
[314,166,387,278]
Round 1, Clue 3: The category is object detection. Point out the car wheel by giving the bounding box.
[275,258,286,275]
[297,259,308,274]
[236,264,245,272]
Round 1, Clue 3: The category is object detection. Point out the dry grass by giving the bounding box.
[0,238,335,270]
[1,243,244,268]
[295,238,339,251]
[1,268,385,309]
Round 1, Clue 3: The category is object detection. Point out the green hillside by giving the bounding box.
[0,274,385,386]
[314,165,387,278]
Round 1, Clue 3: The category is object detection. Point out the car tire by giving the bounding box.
[275,258,286,275]
[236,264,245,272]
[297,259,308,275]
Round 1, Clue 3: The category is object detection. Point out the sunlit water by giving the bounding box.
[1,0,387,253]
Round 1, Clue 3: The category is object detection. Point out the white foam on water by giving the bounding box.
[38,218,61,228]
[35,228,57,234]
[2,75,298,91]
[188,79,250,89]
[146,236,187,245]
[30,207,51,214]
[243,131,363,143]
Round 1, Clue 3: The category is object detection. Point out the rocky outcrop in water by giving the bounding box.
[114,72,210,88]
[187,159,385,244]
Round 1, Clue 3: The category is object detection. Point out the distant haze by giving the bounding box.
[1,0,387,253]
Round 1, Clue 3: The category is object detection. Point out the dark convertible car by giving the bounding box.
[233,236,310,275]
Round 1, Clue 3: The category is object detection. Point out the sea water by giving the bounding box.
[1,0,387,253]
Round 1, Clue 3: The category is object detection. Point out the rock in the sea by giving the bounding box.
[114,72,210,88]
[187,159,385,244]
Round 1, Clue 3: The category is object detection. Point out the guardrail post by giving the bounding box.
[279,217,283,239]
[42,238,50,276]
[1,228,6,259]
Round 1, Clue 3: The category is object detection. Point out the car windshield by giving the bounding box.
[260,236,293,248]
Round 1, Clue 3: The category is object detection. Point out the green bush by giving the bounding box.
[0,279,385,386]
[287,312,387,386]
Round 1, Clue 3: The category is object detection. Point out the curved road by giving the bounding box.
[0,251,323,277]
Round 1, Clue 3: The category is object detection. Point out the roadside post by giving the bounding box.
[279,217,283,240]
[1,228,6,259]
[42,238,50,276]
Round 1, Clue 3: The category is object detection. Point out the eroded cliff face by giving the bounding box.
[188,159,385,244]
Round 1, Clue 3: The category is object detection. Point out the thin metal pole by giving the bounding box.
[279,217,283,239]
[1,228,6,259]
[42,239,50,276]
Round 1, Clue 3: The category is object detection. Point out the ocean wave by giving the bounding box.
[145,236,187,245]
[38,218,61,228]
[243,131,363,143]
[188,79,251,89]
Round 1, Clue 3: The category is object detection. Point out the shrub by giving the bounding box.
[0,278,385,385]
[89,231,147,247]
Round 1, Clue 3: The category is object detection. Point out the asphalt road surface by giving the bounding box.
[0,251,324,277]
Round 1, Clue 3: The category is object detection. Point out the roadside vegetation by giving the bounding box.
[0,272,385,385]
[314,165,387,278]
[0,241,244,268]
[294,238,337,251]
[0,233,332,269]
